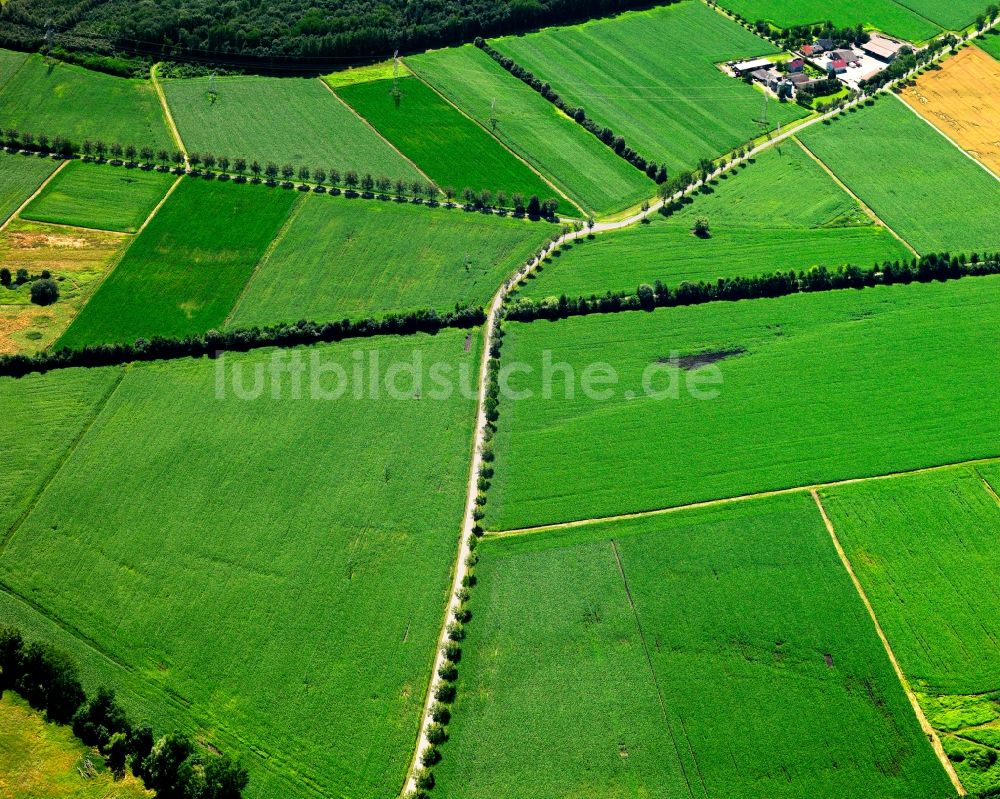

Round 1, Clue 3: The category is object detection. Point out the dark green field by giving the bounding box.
[58,179,296,347]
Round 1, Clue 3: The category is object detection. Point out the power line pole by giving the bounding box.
[390,50,402,107]
[44,19,54,55]
[489,98,498,132]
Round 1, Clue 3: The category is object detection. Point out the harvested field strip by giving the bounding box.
[900,47,1000,178]
[432,494,954,799]
[486,277,1000,531]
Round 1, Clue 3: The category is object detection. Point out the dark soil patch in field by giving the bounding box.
[825,653,835,668]
[658,347,746,371]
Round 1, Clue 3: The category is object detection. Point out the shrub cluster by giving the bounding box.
[474,37,669,183]
[0,626,248,798]
[1,266,60,305]
[0,306,486,378]
[504,252,1000,322]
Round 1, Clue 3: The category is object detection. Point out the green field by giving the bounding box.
[58,178,296,348]
[0,49,29,93]
[898,0,989,30]
[0,51,172,151]
[162,75,423,180]
[228,194,556,327]
[0,694,151,799]
[335,76,563,208]
[978,31,1000,60]
[717,0,940,41]
[821,468,1000,696]
[408,46,652,216]
[799,98,1000,254]
[487,276,1000,531]
[519,143,909,299]
[21,160,176,232]
[0,150,56,224]
[0,365,123,537]
[0,329,480,799]
[434,494,952,799]
[492,2,807,175]
[820,467,1000,795]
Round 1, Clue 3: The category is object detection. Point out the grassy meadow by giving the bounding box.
[0,365,123,538]
[0,220,130,354]
[162,75,422,179]
[492,2,806,174]
[0,51,172,151]
[717,0,940,41]
[898,0,989,30]
[58,178,296,348]
[487,276,1000,530]
[228,194,556,327]
[0,150,57,224]
[408,46,653,216]
[979,31,1000,61]
[434,494,953,799]
[0,330,481,799]
[335,76,562,208]
[798,98,1000,254]
[0,694,151,799]
[22,160,176,232]
[519,143,909,299]
[0,48,29,93]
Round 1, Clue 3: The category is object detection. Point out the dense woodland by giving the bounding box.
[0,0,657,70]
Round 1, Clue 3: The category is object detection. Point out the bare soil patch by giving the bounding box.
[658,347,746,370]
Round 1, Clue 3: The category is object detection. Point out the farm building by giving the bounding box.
[831,48,859,64]
[814,38,834,52]
[828,59,848,75]
[787,57,805,73]
[862,34,907,62]
[732,57,773,76]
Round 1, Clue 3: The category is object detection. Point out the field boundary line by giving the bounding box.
[792,136,919,257]
[151,63,187,159]
[0,366,128,557]
[975,469,1000,506]
[892,92,1000,182]
[0,158,69,234]
[135,172,184,235]
[0,51,30,94]
[316,77,438,189]
[488,456,1000,538]
[810,489,967,796]
[610,539,702,799]
[223,191,307,326]
[404,63,586,218]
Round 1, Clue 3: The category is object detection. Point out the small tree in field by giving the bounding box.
[692,217,711,238]
[30,279,59,306]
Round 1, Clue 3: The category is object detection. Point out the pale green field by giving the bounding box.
[0,149,56,224]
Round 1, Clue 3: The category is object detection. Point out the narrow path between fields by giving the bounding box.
[0,158,69,235]
[811,489,967,796]
[792,136,919,256]
[405,64,585,218]
[316,78,439,190]
[488,456,1000,538]
[151,64,187,163]
[976,469,1000,506]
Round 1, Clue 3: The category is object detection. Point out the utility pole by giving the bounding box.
[390,50,402,107]
[754,90,770,137]
[489,98,498,132]
[44,19,54,55]
[208,71,218,103]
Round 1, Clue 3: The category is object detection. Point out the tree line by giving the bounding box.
[0,0,664,72]
[0,306,486,378]
[474,36,671,185]
[0,626,248,798]
[504,252,1000,322]
[1,129,561,218]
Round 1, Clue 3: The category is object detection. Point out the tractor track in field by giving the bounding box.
[811,489,967,796]
[151,63,187,161]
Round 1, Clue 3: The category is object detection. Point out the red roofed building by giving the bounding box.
[801,44,814,56]
[788,57,805,73]
[828,59,847,74]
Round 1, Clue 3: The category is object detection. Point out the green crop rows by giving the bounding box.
[433,494,952,799]
[492,2,807,174]
[717,0,940,41]
[22,160,176,233]
[228,193,557,327]
[58,178,296,347]
[487,277,1000,530]
[0,150,56,225]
